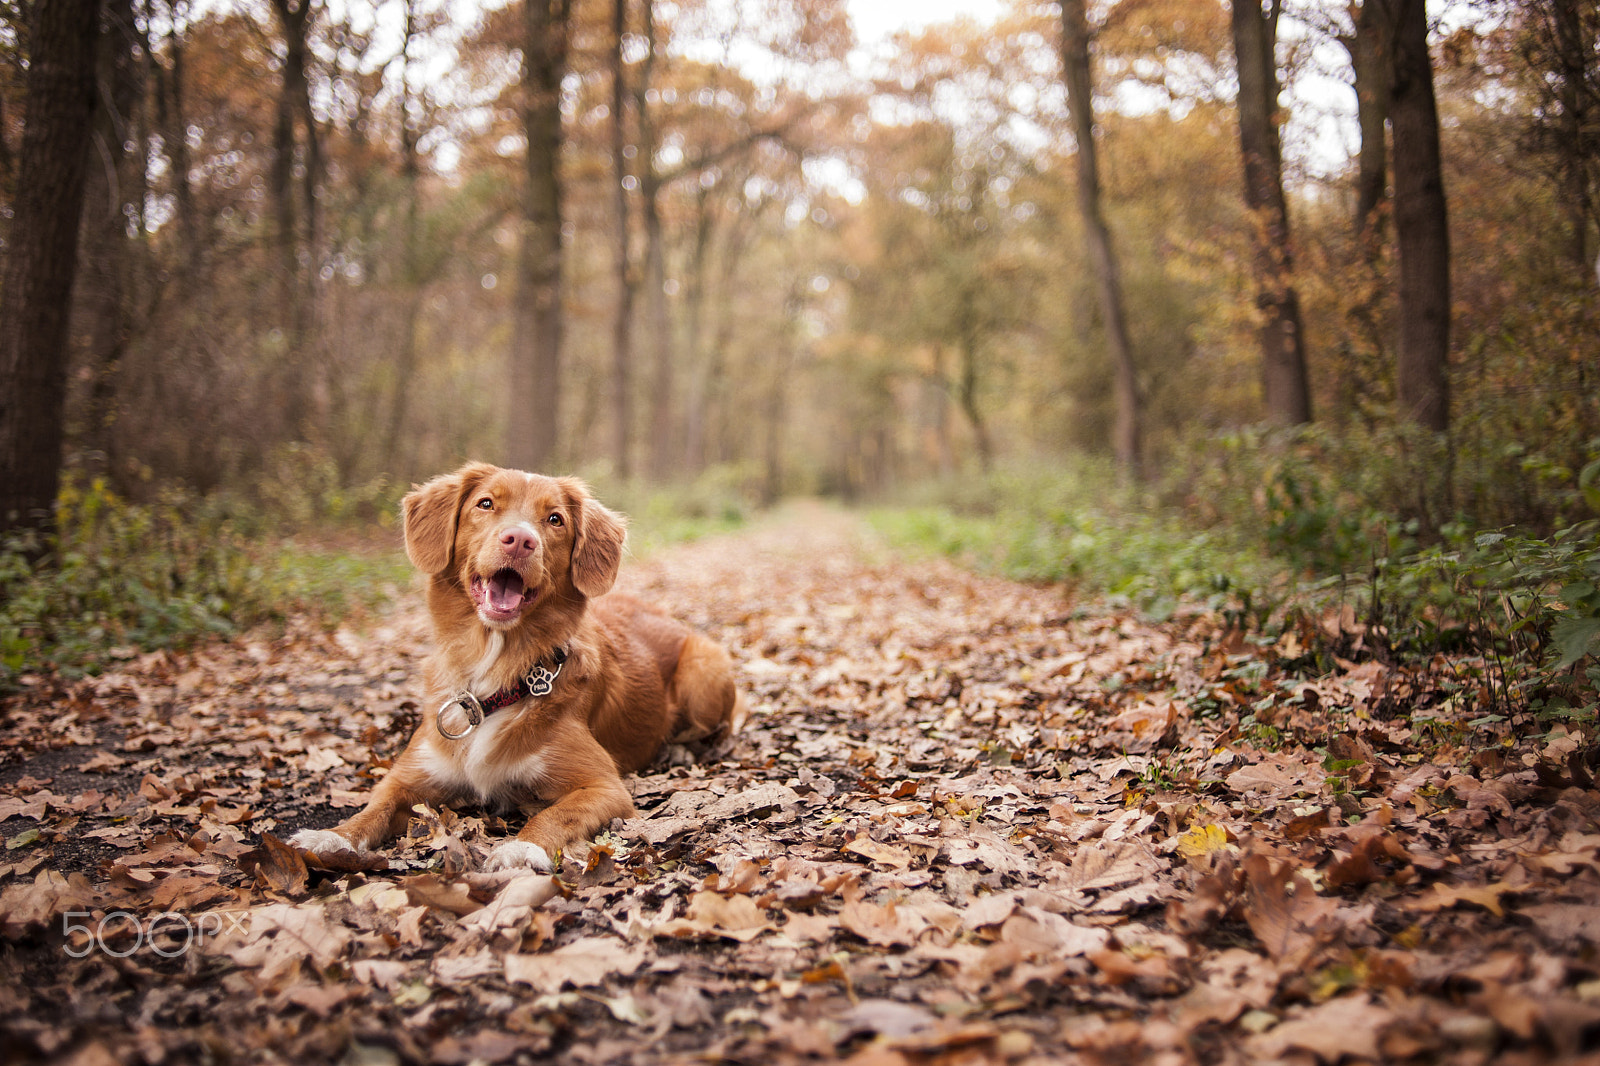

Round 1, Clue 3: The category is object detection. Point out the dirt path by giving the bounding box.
[3,505,1599,1065]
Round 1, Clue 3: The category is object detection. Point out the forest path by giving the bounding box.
[2,504,1599,1065]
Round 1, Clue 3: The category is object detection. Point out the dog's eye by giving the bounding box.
[546,512,564,527]
[475,497,494,510]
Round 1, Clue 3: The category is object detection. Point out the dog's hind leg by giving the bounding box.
[667,633,746,742]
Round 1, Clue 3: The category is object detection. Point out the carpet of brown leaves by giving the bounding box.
[3,505,1600,1065]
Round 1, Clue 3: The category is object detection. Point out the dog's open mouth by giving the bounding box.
[470,568,532,623]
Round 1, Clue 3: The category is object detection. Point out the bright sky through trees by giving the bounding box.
[847,0,1004,45]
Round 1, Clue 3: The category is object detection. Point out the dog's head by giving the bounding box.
[401,462,627,629]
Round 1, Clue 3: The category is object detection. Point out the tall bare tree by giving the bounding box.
[508,0,573,471]
[610,0,636,480]
[268,0,322,439]
[0,0,101,535]
[1345,0,1390,255]
[155,0,198,276]
[380,0,425,476]
[1373,0,1450,431]
[1059,0,1142,478]
[636,0,675,481]
[79,0,143,479]
[1520,0,1598,273]
[1230,0,1312,425]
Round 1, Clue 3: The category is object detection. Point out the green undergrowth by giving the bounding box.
[583,462,755,557]
[0,478,412,688]
[871,458,1600,729]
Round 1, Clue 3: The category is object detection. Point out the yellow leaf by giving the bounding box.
[1177,823,1231,863]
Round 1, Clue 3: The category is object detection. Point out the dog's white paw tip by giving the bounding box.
[483,840,553,873]
[289,828,358,855]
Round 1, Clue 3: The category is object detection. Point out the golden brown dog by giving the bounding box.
[290,462,745,872]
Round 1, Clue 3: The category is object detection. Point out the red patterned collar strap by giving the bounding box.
[435,645,569,741]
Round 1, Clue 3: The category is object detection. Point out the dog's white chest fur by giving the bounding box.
[421,628,548,807]
[422,715,546,806]
[467,630,507,697]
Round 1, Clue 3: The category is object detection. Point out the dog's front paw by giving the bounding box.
[482,839,553,873]
[289,828,361,855]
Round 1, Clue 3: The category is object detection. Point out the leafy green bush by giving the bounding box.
[872,458,1600,728]
[1356,524,1600,726]
[869,461,1291,624]
[256,442,404,530]
[1173,424,1600,562]
[0,477,410,687]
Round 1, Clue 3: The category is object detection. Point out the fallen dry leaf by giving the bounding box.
[505,935,646,993]
[653,890,772,942]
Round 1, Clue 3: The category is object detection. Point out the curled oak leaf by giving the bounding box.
[1521,902,1600,949]
[999,909,1109,960]
[401,872,481,917]
[843,835,912,869]
[1281,807,1331,842]
[453,873,560,948]
[222,901,353,985]
[1247,993,1395,1062]
[238,833,308,896]
[0,869,101,939]
[1409,880,1523,918]
[653,890,772,942]
[1242,852,1337,964]
[838,899,929,948]
[1324,827,1414,890]
[1167,852,1244,939]
[1088,945,1184,995]
[504,935,646,994]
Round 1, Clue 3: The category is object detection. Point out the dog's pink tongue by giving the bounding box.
[488,570,526,612]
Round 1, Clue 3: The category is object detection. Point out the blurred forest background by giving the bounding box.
[0,0,1598,702]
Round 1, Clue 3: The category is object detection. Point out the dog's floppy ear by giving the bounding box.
[403,463,496,575]
[564,479,627,598]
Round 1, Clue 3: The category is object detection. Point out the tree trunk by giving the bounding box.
[381,0,424,479]
[1349,0,1390,255]
[1545,0,1594,272]
[703,198,759,466]
[1231,0,1312,426]
[508,0,571,471]
[610,0,635,480]
[0,0,101,535]
[162,2,199,276]
[956,293,992,472]
[1376,0,1450,431]
[269,0,318,439]
[0,88,11,191]
[79,0,143,480]
[1059,0,1142,478]
[763,287,803,506]
[637,0,675,481]
[682,182,714,474]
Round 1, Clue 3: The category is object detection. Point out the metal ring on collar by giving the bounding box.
[436,691,485,740]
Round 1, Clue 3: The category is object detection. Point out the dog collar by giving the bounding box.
[436,645,569,741]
